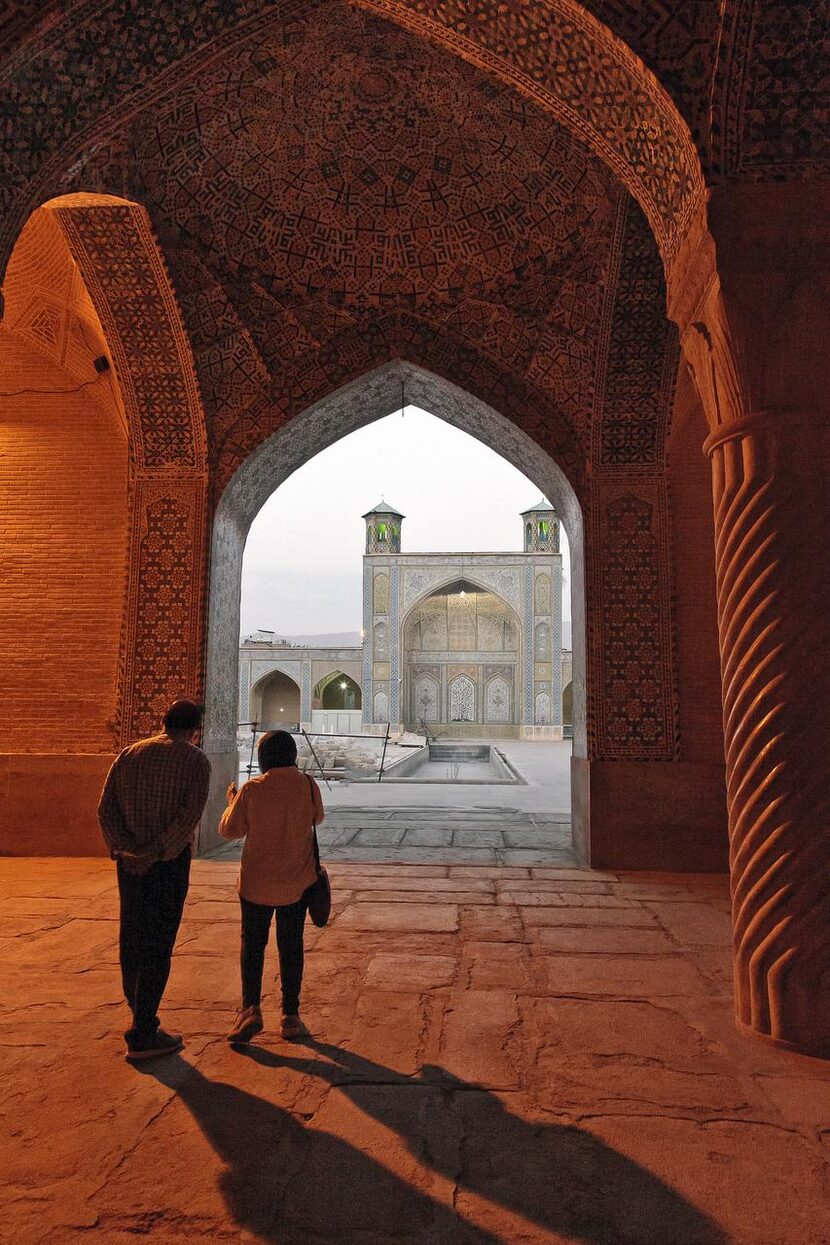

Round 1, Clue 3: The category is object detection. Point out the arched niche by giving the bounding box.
[402,577,521,656]
[315,673,362,711]
[250,669,301,729]
[562,680,574,729]
[400,575,524,731]
[203,359,586,848]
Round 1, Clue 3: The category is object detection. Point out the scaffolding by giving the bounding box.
[237,720,393,786]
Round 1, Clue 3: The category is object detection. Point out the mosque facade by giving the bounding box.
[239,501,566,740]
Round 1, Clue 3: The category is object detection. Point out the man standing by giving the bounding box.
[98,699,211,1061]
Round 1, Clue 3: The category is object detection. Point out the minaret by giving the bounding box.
[362,500,405,553]
[521,500,559,552]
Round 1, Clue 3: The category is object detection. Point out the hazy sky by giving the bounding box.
[241,406,572,636]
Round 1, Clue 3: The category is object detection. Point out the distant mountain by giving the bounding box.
[246,624,572,649]
[244,630,362,648]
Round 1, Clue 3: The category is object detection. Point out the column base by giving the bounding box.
[736,1018,830,1063]
[571,757,728,872]
[199,749,238,855]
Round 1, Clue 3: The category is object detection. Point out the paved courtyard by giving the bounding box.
[219,740,576,866]
[2,857,829,1244]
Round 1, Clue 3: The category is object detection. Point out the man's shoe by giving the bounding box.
[280,1013,307,1039]
[227,1005,264,1044]
[125,1029,183,1061]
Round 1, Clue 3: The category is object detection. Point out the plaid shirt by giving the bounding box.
[97,733,211,868]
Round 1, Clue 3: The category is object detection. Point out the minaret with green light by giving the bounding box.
[362,500,405,553]
[521,500,560,552]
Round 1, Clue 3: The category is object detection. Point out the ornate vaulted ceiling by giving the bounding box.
[49,3,672,490]
[1,0,825,198]
[2,0,821,493]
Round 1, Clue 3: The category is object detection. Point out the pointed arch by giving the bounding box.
[47,194,209,744]
[250,669,301,729]
[204,358,586,845]
[314,671,362,711]
[0,193,209,849]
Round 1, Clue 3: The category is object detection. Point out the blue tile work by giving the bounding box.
[524,564,534,722]
[390,563,400,724]
[362,560,373,724]
[552,561,563,725]
[239,658,250,723]
[301,661,311,722]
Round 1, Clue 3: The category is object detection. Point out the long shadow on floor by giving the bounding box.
[143,1042,728,1244]
[142,1054,495,1244]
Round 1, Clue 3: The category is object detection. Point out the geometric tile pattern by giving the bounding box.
[119,480,207,742]
[579,0,720,159]
[121,7,620,474]
[712,0,830,178]
[52,203,209,745]
[591,484,678,758]
[593,198,679,468]
[0,0,705,273]
[1,0,824,294]
[56,204,206,471]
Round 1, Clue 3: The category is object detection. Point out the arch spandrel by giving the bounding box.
[211,319,588,500]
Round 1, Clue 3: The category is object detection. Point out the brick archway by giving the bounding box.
[0,193,209,854]
[5,5,824,1056]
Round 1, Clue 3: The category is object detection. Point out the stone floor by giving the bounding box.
[3,858,830,1244]
[246,740,574,819]
[208,806,576,867]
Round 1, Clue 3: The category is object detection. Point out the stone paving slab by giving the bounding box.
[209,805,577,868]
[2,857,829,1245]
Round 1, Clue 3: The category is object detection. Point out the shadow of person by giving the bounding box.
[139,1053,500,1244]
[237,1040,730,1245]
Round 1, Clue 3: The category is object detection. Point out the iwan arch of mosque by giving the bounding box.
[0,2,827,1055]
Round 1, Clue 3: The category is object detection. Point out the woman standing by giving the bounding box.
[220,730,324,1042]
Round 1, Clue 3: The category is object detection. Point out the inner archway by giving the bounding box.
[402,578,524,737]
[250,670,302,731]
[319,674,362,712]
[203,360,586,848]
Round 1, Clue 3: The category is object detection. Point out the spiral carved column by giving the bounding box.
[706,414,830,1058]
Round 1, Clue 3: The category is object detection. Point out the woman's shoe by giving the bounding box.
[227,1005,264,1043]
[280,1013,307,1039]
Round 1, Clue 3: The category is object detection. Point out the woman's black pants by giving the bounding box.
[240,895,307,1015]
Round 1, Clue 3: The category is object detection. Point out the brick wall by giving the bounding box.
[0,329,128,754]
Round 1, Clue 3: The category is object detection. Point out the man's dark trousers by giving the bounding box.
[116,847,191,1037]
